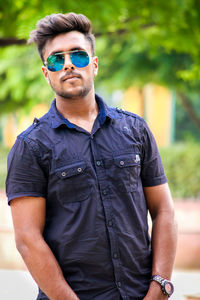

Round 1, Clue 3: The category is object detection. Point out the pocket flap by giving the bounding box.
[114,154,140,167]
[56,161,86,179]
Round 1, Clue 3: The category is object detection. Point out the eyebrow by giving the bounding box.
[49,47,86,56]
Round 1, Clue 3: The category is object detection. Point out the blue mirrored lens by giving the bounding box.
[46,54,64,72]
[46,51,89,72]
[70,51,89,68]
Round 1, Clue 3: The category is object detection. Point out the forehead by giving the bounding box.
[43,31,91,59]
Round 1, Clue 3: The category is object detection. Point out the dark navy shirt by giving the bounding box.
[6,94,167,300]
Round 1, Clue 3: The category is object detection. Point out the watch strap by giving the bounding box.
[151,274,164,284]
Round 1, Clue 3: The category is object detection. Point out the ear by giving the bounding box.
[41,66,50,85]
[93,56,98,77]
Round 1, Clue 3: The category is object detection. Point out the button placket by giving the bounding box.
[89,131,125,296]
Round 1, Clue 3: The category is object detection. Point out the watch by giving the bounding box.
[151,275,174,297]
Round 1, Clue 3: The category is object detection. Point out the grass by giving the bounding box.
[0,145,10,190]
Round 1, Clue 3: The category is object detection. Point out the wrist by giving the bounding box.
[151,274,174,298]
[51,284,80,300]
[146,280,168,300]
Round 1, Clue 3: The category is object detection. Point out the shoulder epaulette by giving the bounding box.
[116,107,138,118]
[33,117,40,125]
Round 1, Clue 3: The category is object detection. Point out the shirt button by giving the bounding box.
[61,171,67,177]
[96,161,101,166]
[108,220,113,227]
[120,160,125,166]
[103,190,107,195]
[117,281,121,287]
[77,168,82,173]
[91,135,94,139]
[113,253,118,259]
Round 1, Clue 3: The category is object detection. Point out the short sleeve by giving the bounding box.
[6,137,47,204]
[140,120,168,187]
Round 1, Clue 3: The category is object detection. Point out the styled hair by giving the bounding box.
[28,12,95,61]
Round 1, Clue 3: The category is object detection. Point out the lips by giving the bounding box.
[61,73,81,81]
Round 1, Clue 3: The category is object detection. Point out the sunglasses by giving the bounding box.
[44,50,90,72]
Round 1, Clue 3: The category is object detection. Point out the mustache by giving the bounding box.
[60,71,81,81]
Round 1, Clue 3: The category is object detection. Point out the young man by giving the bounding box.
[6,13,177,300]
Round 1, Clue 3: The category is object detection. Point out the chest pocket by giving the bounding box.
[108,153,141,193]
[54,161,90,206]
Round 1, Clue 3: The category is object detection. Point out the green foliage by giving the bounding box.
[0,0,200,138]
[0,145,9,190]
[160,143,200,199]
[0,45,53,113]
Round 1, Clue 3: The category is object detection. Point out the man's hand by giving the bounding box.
[143,183,177,300]
[143,280,168,300]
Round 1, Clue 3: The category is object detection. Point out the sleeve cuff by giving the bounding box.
[7,192,46,205]
[142,175,168,187]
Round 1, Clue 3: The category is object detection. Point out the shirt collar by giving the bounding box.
[49,94,119,129]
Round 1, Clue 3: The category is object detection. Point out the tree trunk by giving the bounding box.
[177,91,200,133]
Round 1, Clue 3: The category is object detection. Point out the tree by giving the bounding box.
[0,0,200,133]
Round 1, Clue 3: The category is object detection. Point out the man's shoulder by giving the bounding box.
[18,112,50,140]
[98,94,144,124]
[115,107,144,120]
[113,107,146,130]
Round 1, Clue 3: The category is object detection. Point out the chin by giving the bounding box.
[57,88,91,99]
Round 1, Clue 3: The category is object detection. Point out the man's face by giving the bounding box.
[42,31,98,100]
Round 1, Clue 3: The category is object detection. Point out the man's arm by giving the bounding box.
[10,196,79,300]
[143,183,178,300]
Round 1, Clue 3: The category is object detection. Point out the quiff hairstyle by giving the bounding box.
[28,12,95,62]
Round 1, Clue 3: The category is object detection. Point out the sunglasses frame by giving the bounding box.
[44,50,90,72]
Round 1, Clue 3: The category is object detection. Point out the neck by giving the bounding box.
[55,89,98,133]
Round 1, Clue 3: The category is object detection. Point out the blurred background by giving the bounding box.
[0,1,200,299]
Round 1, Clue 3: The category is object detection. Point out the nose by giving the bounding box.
[63,53,74,70]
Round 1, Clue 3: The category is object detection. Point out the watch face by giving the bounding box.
[164,281,174,296]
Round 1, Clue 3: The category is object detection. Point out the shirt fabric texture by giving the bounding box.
[6,94,167,300]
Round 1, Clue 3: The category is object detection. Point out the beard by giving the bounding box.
[48,77,93,100]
